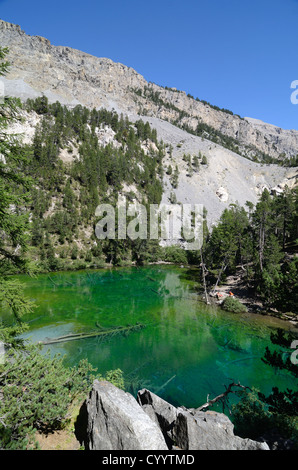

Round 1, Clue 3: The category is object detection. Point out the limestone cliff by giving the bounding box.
[0,19,297,228]
[1,19,298,162]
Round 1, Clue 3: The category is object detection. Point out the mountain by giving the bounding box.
[1,19,298,159]
[0,19,297,229]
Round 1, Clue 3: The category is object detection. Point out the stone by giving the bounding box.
[171,409,269,450]
[77,384,270,451]
[216,186,229,202]
[137,388,178,447]
[137,389,269,451]
[78,380,168,450]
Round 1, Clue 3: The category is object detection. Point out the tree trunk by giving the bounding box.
[259,223,265,272]
[211,256,228,295]
[197,381,251,413]
[200,248,209,304]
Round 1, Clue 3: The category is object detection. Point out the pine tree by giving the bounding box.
[252,188,272,274]
[0,47,34,322]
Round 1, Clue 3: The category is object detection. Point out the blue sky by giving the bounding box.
[1,0,298,130]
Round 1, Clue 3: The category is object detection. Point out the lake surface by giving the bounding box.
[9,265,298,411]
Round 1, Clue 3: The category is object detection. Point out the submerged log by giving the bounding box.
[154,375,176,395]
[39,322,145,345]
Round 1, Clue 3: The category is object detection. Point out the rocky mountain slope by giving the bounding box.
[7,106,296,228]
[138,116,297,226]
[0,19,297,226]
[1,19,298,159]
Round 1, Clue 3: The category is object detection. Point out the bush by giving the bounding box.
[161,246,188,264]
[232,387,298,448]
[232,387,272,439]
[221,296,247,313]
[0,346,125,449]
[0,348,94,449]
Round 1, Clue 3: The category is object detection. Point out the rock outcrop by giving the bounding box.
[77,381,269,451]
[77,380,168,450]
[137,388,269,451]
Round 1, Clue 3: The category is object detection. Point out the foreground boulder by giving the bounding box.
[137,388,178,448]
[77,380,168,450]
[172,409,269,450]
[77,381,269,450]
[137,389,269,450]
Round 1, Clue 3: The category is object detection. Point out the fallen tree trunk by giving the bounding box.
[39,323,145,345]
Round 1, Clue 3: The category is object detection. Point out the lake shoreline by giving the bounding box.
[12,260,298,326]
[208,272,298,327]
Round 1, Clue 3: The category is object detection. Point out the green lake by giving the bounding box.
[8,265,298,411]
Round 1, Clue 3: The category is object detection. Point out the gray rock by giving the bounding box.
[172,409,269,450]
[137,389,269,451]
[81,380,168,450]
[137,388,178,447]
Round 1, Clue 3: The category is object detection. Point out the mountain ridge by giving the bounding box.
[1,19,297,228]
[1,18,298,164]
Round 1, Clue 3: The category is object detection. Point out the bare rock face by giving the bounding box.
[1,19,298,162]
[172,409,269,450]
[137,388,179,448]
[0,20,296,228]
[78,380,168,450]
[137,388,269,451]
[0,19,146,113]
[77,382,269,451]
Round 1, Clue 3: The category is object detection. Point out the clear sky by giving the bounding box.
[1,0,298,130]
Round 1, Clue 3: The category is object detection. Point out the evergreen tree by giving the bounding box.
[63,178,76,211]
[206,203,250,275]
[0,47,34,323]
[205,187,297,311]
[234,329,298,448]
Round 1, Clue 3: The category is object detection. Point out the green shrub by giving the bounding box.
[232,387,272,439]
[161,246,188,264]
[221,296,247,313]
[0,346,124,449]
[233,387,298,447]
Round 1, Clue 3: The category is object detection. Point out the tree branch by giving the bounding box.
[197,381,251,412]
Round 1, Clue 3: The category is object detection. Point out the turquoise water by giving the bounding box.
[8,265,297,410]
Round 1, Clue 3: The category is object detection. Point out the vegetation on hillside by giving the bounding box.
[131,84,297,165]
[203,189,297,313]
[23,96,166,269]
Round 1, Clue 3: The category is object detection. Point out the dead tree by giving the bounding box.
[196,381,251,415]
[211,256,228,296]
[200,248,209,304]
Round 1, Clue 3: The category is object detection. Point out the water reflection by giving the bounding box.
[11,265,298,409]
